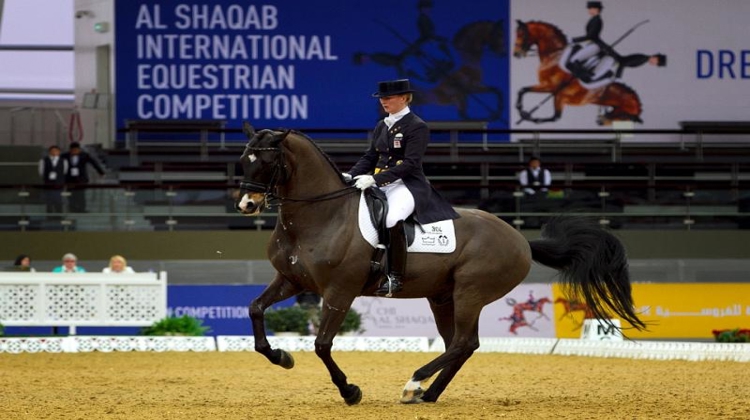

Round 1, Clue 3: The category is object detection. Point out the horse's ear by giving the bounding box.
[242,121,255,139]
[270,129,291,147]
[516,19,526,28]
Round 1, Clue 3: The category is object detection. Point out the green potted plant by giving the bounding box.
[339,308,364,335]
[140,315,211,336]
[265,306,310,336]
[712,328,750,343]
[0,321,4,336]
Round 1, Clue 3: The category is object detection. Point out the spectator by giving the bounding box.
[62,142,105,212]
[518,156,552,196]
[12,254,36,272]
[52,253,87,273]
[102,255,135,274]
[38,145,68,216]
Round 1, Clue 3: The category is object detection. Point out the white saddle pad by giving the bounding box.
[357,192,456,253]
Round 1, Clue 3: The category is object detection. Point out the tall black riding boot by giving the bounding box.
[375,221,407,297]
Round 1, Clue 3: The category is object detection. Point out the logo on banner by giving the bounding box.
[499,292,552,335]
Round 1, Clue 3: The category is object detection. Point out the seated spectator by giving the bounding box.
[518,156,552,196]
[103,255,135,274]
[52,253,87,273]
[12,254,36,272]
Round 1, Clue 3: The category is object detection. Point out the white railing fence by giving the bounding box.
[0,272,167,335]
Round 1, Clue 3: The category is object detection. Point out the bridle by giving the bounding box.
[238,140,358,208]
[515,23,538,57]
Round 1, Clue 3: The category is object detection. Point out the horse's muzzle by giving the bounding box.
[236,192,265,215]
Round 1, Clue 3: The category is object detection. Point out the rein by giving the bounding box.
[239,143,359,207]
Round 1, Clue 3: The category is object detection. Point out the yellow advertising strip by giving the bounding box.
[552,283,750,339]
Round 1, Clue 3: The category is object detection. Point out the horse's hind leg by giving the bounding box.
[249,273,301,369]
[420,322,479,403]
[400,302,481,404]
[428,297,455,347]
[315,294,362,405]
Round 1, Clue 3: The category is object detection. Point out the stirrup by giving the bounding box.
[375,274,402,298]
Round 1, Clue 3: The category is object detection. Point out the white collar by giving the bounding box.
[384,106,411,128]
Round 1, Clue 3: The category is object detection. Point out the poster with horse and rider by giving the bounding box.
[115,0,749,138]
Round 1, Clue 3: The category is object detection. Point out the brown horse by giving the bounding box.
[513,20,643,125]
[235,124,645,405]
[555,297,595,331]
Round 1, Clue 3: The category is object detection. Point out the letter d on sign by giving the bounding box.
[580,319,623,341]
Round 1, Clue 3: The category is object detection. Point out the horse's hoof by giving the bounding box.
[400,387,424,404]
[343,384,362,405]
[277,350,295,369]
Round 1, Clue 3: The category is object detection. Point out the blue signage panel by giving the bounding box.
[114,0,510,133]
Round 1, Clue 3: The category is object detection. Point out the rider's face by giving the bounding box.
[588,7,600,16]
[379,94,408,114]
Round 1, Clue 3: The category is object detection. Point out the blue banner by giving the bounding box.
[114,0,510,132]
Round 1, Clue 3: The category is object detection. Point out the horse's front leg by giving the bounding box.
[315,295,362,405]
[530,94,564,124]
[249,273,302,369]
[515,86,533,112]
[516,85,556,122]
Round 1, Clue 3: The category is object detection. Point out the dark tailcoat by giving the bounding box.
[348,112,459,224]
[573,14,603,43]
[62,151,105,184]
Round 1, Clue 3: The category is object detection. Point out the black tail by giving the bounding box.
[529,216,646,331]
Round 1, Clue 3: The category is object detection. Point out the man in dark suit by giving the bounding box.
[344,79,460,296]
[63,142,105,213]
[38,145,67,215]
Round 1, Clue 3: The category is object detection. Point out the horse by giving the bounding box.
[421,20,506,121]
[500,295,551,334]
[555,297,595,331]
[235,123,645,405]
[513,20,643,125]
[354,19,506,121]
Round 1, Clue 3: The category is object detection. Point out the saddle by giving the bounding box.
[363,188,417,248]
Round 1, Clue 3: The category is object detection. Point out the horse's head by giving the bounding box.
[513,20,567,58]
[513,20,532,58]
[235,122,290,215]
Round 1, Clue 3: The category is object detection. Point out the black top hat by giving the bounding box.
[587,1,603,9]
[372,79,415,98]
[655,53,667,67]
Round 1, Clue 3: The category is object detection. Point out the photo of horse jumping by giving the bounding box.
[234,123,646,405]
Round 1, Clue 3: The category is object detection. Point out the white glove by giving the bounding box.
[354,175,377,190]
[342,173,353,182]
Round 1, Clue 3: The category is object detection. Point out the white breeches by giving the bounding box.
[570,43,601,67]
[380,180,415,228]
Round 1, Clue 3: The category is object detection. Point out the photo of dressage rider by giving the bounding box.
[343,79,460,296]
[567,1,667,85]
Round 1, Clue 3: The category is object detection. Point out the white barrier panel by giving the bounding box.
[553,339,750,362]
[216,336,430,352]
[75,336,216,353]
[0,336,216,353]
[1,336,747,361]
[429,337,559,354]
[0,337,71,354]
[0,272,167,334]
